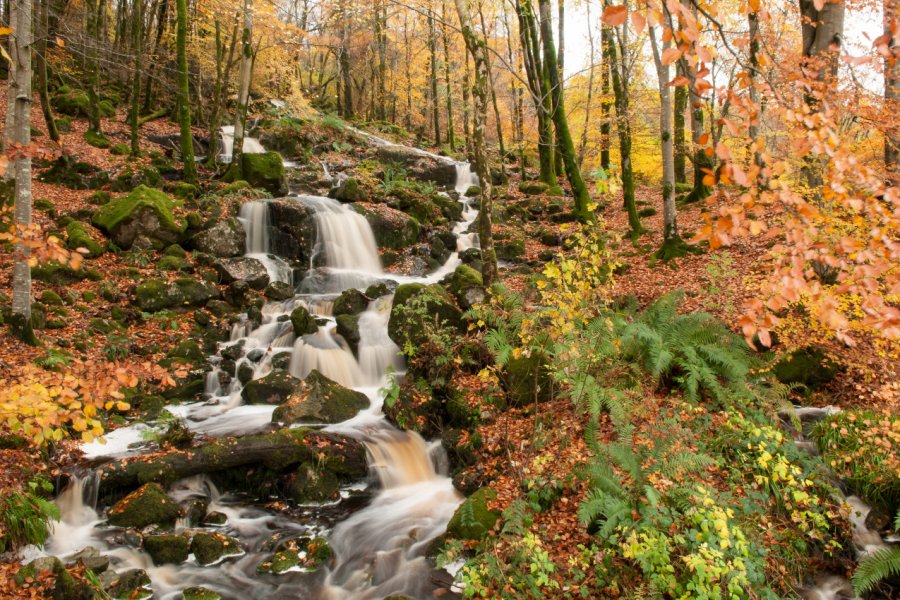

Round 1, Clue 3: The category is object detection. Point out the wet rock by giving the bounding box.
[332,288,368,317]
[374,146,457,185]
[184,497,210,525]
[221,340,245,361]
[256,537,332,574]
[353,203,420,249]
[242,371,303,405]
[286,463,340,502]
[143,534,190,564]
[446,487,499,541]
[70,546,110,573]
[190,217,246,257]
[265,280,295,301]
[239,152,287,195]
[213,257,270,290]
[268,199,317,266]
[271,370,369,425]
[441,264,485,310]
[14,556,64,585]
[329,176,368,203]
[335,314,361,355]
[105,569,152,599]
[246,348,265,362]
[364,282,394,299]
[134,278,219,312]
[203,511,228,526]
[237,362,255,385]
[290,305,318,335]
[92,185,186,249]
[271,352,292,371]
[388,283,463,346]
[182,586,222,600]
[107,483,180,529]
[190,532,243,566]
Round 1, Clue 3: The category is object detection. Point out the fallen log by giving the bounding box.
[138,108,169,126]
[94,428,367,490]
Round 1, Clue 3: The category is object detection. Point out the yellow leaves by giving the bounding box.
[0,26,13,35]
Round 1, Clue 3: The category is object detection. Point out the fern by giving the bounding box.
[852,547,900,595]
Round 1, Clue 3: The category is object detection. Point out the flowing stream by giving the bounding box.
[33,135,481,599]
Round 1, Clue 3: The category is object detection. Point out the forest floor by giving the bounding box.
[0,85,897,597]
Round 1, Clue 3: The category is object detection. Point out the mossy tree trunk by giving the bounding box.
[537,0,591,222]
[599,24,612,172]
[673,62,687,185]
[3,1,16,178]
[477,4,506,175]
[603,10,642,236]
[129,0,143,155]
[84,0,102,135]
[36,0,59,143]
[577,0,595,168]
[175,0,196,183]
[441,0,455,151]
[232,0,253,174]
[206,17,239,168]
[428,8,440,145]
[453,0,497,287]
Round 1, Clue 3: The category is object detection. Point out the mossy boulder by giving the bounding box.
[239,152,286,195]
[330,177,368,203]
[134,278,219,312]
[190,532,243,566]
[495,237,526,261]
[271,370,369,425]
[441,264,484,309]
[105,569,152,599]
[290,305,318,335]
[83,129,110,149]
[213,257,270,290]
[773,346,840,390]
[505,352,553,407]
[286,463,340,503]
[39,155,109,190]
[167,340,204,363]
[242,370,303,405]
[182,587,221,600]
[332,288,369,317]
[107,483,180,529]
[256,537,332,574]
[143,534,190,564]
[92,185,186,249]
[388,283,463,346]
[65,221,106,257]
[353,203,421,249]
[335,313,361,355]
[464,185,481,197]
[446,487,499,541]
[265,281,294,301]
[110,142,130,156]
[190,217,246,258]
[518,180,549,195]
[51,88,92,117]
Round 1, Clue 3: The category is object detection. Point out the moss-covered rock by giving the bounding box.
[286,463,340,503]
[256,537,332,574]
[182,586,221,600]
[518,180,549,195]
[83,129,110,149]
[329,177,368,203]
[190,532,243,566]
[773,346,839,390]
[158,255,187,272]
[110,166,163,193]
[505,352,553,407]
[106,569,152,599]
[271,370,369,425]
[495,237,526,261]
[335,313,360,355]
[110,142,130,156]
[441,264,484,309]
[239,152,286,195]
[332,288,369,316]
[353,203,421,249]
[290,305,318,336]
[92,185,186,249]
[265,281,294,301]
[167,340,204,363]
[464,185,481,197]
[51,88,91,117]
[40,290,63,306]
[39,155,109,190]
[66,221,106,257]
[134,278,219,312]
[446,487,499,541]
[143,534,190,564]
[190,217,246,258]
[242,370,303,405]
[107,483,180,529]
[388,283,463,346]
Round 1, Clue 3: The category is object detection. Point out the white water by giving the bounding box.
[219,125,266,163]
[36,148,481,599]
[238,200,293,285]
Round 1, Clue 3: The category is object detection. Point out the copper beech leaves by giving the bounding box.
[601,5,628,27]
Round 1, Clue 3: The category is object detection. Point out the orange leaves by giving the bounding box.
[601,5,628,27]
[661,46,682,65]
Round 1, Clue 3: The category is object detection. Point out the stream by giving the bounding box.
[26,131,481,599]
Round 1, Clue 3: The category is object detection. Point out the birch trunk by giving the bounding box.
[649,25,678,251]
[232,0,253,170]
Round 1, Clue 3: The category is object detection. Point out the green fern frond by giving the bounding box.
[852,547,900,595]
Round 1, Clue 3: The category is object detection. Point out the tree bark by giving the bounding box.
[4,0,17,177]
[453,0,497,287]
[884,0,899,183]
[84,0,102,135]
[537,0,590,221]
[599,24,611,172]
[428,7,441,145]
[673,62,687,184]
[577,1,595,167]
[36,0,58,142]
[175,0,196,183]
[143,0,168,112]
[477,5,506,172]
[130,0,143,155]
[11,0,34,338]
[232,0,253,170]
[94,429,367,491]
[441,0,455,150]
[649,24,679,254]
[206,16,238,167]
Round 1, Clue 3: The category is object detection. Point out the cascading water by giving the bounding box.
[219,125,267,163]
[34,146,482,598]
[238,200,293,285]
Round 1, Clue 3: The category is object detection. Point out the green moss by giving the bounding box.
[236,152,285,194]
[158,255,187,271]
[51,89,91,117]
[446,487,499,541]
[271,370,369,425]
[170,182,200,200]
[143,534,189,564]
[505,352,553,407]
[242,371,303,405]
[40,290,63,306]
[518,180,550,195]
[88,191,112,206]
[773,346,839,389]
[182,587,221,600]
[83,129,110,149]
[442,264,483,307]
[190,532,242,565]
[107,483,180,529]
[66,221,105,257]
[290,306,318,336]
[388,283,463,346]
[219,180,251,195]
[110,142,130,155]
[93,185,185,236]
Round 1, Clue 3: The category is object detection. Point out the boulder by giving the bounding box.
[241,371,303,405]
[440,264,484,309]
[271,370,369,425]
[240,152,286,195]
[286,463,340,503]
[329,177,367,203]
[266,281,295,301]
[268,199,317,265]
[257,537,332,574]
[191,217,246,257]
[213,257,270,290]
[106,569,152,599]
[190,532,243,566]
[446,487,499,541]
[143,534,189,564]
[774,346,839,390]
[375,146,457,185]
[65,221,106,257]
[353,203,421,249]
[332,288,369,316]
[92,185,186,249]
[388,283,463,346]
[182,587,222,600]
[290,305,318,335]
[505,352,553,407]
[335,314,360,355]
[134,278,220,312]
[107,483,180,529]
[518,180,550,195]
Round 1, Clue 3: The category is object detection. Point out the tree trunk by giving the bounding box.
[673,62,687,184]
[884,0,899,183]
[453,0,497,288]
[206,17,238,167]
[441,0,455,150]
[11,0,34,342]
[4,0,17,176]
[143,0,168,112]
[94,429,367,491]
[537,0,590,221]
[232,0,253,170]
[599,24,611,171]
[577,1,595,167]
[84,0,102,135]
[130,0,143,155]
[462,48,471,156]
[477,5,506,172]
[604,14,641,235]
[36,0,58,142]
[747,8,766,185]
[175,0,196,183]
[428,8,440,145]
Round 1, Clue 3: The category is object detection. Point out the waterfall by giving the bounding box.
[454,162,479,195]
[238,201,293,285]
[295,195,382,274]
[219,125,266,163]
[288,327,367,388]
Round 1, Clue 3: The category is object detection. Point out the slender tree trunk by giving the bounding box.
[441,0,455,150]
[578,1,595,167]
[206,17,238,167]
[175,0,196,182]
[36,0,58,142]
[747,8,766,185]
[537,0,590,221]
[143,0,168,112]
[884,0,899,183]
[604,16,641,234]
[11,0,34,341]
[452,0,497,287]
[599,24,611,171]
[477,5,506,172]
[428,8,440,145]
[462,48,471,156]
[130,0,143,155]
[557,0,563,77]
[232,0,252,170]
[649,25,678,254]
[84,0,102,134]
[4,0,17,176]
[673,61,687,184]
